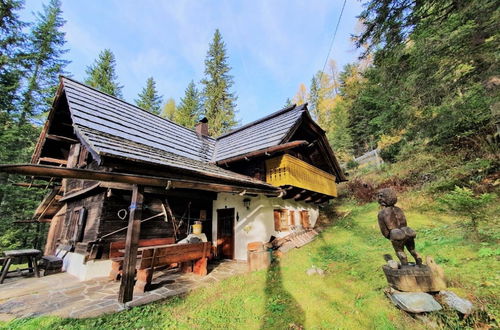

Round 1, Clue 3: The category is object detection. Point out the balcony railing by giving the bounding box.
[265,154,337,197]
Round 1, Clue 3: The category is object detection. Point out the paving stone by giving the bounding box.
[0,260,246,319]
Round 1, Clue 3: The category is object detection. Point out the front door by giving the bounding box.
[217,208,234,259]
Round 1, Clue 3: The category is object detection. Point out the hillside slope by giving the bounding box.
[4,188,498,329]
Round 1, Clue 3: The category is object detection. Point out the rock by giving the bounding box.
[387,289,442,313]
[306,267,325,276]
[387,260,399,269]
[306,268,317,276]
[438,291,473,315]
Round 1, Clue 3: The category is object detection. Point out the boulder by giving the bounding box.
[438,291,473,315]
[387,289,442,313]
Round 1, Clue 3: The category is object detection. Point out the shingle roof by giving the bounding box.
[61,77,275,190]
[213,104,306,161]
[62,77,215,162]
[58,77,342,189]
[76,125,274,188]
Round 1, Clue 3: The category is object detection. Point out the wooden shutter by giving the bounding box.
[274,210,281,231]
[300,211,310,229]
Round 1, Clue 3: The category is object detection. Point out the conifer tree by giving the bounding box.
[135,77,162,115]
[85,49,123,98]
[20,0,68,123]
[160,98,176,120]
[201,29,237,136]
[174,80,202,128]
[284,97,293,108]
[309,75,320,119]
[0,0,26,118]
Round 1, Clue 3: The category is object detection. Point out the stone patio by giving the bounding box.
[0,260,247,321]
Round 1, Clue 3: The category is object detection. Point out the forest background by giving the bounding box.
[0,0,498,254]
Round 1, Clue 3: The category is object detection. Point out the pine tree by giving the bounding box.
[174,80,202,128]
[85,49,123,98]
[20,0,68,123]
[201,29,237,136]
[0,0,26,118]
[160,98,176,120]
[309,75,320,119]
[135,77,162,115]
[284,97,293,108]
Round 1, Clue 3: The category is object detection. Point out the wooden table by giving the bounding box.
[0,249,41,284]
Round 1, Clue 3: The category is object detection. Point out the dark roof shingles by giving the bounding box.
[213,104,305,161]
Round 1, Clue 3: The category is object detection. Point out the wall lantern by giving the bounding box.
[243,198,251,210]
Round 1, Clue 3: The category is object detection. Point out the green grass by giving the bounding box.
[2,196,499,329]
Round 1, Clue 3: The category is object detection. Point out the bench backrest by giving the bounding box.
[139,242,211,269]
[109,237,175,259]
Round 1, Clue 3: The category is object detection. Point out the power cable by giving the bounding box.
[318,0,347,84]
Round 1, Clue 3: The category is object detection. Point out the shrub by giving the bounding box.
[346,159,359,170]
[438,186,494,236]
[345,178,375,204]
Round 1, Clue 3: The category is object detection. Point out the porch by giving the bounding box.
[0,260,246,321]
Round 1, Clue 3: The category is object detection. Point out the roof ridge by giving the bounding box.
[60,75,216,142]
[216,103,307,140]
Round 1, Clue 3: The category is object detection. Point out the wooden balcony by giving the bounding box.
[265,154,337,197]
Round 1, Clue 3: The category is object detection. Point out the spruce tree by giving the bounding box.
[201,29,237,136]
[0,0,26,118]
[85,49,123,98]
[135,77,162,115]
[20,0,68,123]
[174,80,202,128]
[309,75,320,119]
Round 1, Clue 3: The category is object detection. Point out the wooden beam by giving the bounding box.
[39,157,67,165]
[292,190,307,200]
[216,140,308,165]
[118,184,144,304]
[304,193,318,203]
[12,183,59,189]
[46,134,78,144]
[294,190,313,201]
[0,164,281,196]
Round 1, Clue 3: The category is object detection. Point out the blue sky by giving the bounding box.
[22,1,364,125]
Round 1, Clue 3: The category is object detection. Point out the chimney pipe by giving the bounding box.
[195,117,209,136]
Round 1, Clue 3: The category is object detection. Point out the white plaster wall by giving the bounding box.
[212,193,319,261]
[57,249,112,281]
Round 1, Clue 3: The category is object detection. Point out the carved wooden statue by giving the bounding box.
[377,188,422,266]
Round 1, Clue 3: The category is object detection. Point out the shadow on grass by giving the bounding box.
[261,257,305,329]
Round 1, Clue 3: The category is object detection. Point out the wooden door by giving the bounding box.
[217,208,234,259]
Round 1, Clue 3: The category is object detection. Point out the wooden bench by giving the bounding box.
[108,237,175,281]
[135,242,211,293]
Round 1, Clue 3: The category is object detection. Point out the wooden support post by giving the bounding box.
[118,184,144,304]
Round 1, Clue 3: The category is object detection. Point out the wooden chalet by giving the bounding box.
[0,76,346,303]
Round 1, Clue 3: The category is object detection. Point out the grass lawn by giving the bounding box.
[2,194,498,329]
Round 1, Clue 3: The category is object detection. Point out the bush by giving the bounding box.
[346,159,359,170]
[438,186,494,236]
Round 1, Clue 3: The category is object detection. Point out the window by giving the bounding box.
[64,207,87,244]
[273,209,289,231]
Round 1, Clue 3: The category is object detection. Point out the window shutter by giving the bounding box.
[301,211,310,229]
[274,210,281,231]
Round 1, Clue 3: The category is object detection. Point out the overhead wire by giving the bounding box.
[318,0,347,84]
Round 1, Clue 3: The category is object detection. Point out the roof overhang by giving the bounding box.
[0,164,282,196]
